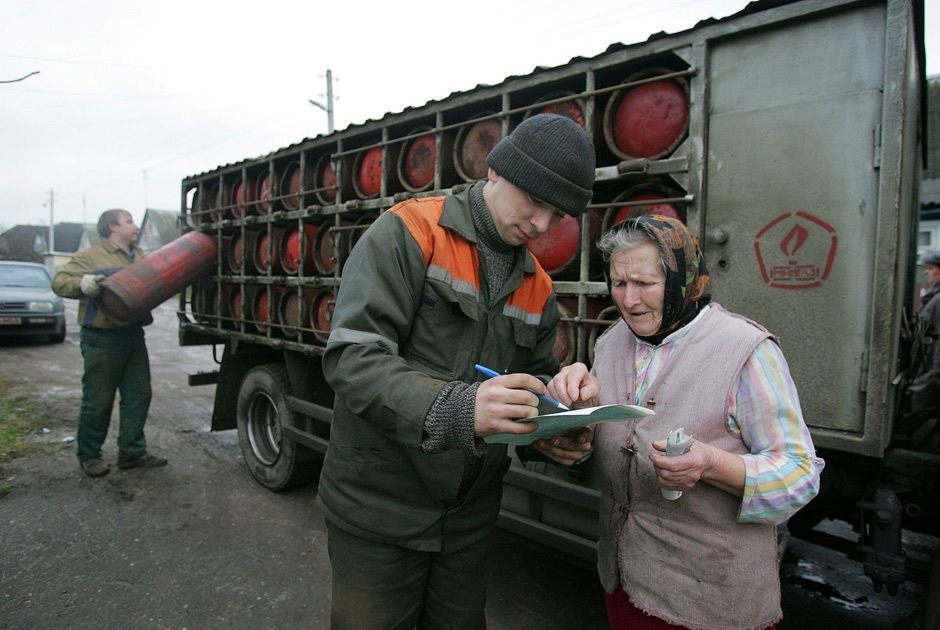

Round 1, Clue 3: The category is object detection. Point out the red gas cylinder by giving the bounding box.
[199,183,222,224]
[253,228,285,275]
[604,70,689,161]
[249,287,280,334]
[398,129,456,192]
[311,288,336,344]
[227,234,244,273]
[191,281,217,325]
[257,171,277,214]
[280,161,315,211]
[280,225,317,275]
[554,299,577,367]
[353,146,401,199]
[277,288,313,336]
[525,92,587,129]
[229,176,256,219]
[250,288,268,333]
[228,285,243,326]
[97,231,218,326]
[603,184,685,233]
[314,222,349,275]
[526,214,581,278]
[314,154,354,205]
[454,114,505,182]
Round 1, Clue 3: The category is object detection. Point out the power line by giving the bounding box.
[0,70,39,83]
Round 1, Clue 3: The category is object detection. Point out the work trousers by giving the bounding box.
[326,519,489,630]
[75,326,152,462]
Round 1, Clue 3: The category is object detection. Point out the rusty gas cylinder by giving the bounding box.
[314,222,349,276]
[311,288,336,344]
[279,225,317,275]
[256,170,278,214]
[603,184,685,233]
[229,175,256,219]
[253,228,285,275]
[398,128,456,192]
[277,287,313,336]
[97,231,217,326]
[353,146,401,199]
[314,153,354,205]
[454,114,505,182]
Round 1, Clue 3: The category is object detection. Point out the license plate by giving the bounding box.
[0,317,22,325]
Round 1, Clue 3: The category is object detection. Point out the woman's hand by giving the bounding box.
[531,424,595,466]
[547,362,600,408]
[649,439,746,497]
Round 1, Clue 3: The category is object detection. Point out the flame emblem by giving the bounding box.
[754,212,838,290]
[780,224,809,258]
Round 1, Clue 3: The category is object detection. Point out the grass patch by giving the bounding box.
[0,381,59,496]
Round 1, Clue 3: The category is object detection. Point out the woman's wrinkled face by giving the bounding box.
[609,243,666,337]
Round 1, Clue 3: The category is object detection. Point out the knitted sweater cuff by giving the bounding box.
[421,381,485,457]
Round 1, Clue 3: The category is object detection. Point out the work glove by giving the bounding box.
[80,273,106,297]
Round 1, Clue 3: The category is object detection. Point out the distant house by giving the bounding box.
[0,222,93,264]
[138,209,180,253]
[918,75,940,252]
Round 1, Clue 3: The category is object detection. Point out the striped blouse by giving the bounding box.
[635,307,824,524]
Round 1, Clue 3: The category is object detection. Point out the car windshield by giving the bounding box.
[0,265,52,288]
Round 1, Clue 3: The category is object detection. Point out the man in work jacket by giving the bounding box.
[53,209,166,478]
[318,114,597,630]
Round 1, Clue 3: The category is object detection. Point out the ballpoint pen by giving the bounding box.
[474,364,570,411]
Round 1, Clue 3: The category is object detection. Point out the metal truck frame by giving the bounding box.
[178,0,937,624]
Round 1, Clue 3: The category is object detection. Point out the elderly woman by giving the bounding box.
[545,215,823,630]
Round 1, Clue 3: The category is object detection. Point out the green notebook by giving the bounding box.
[483,404,654,445]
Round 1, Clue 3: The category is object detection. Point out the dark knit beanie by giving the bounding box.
[485,113,596,216]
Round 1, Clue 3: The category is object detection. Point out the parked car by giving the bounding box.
[0,261,66,343]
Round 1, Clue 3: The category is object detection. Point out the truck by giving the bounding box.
[177,0,938,624]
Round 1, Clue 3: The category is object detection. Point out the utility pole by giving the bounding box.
[47,189,55,254]
[309,68,335,134]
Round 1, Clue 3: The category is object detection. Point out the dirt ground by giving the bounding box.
[0,300,610,629]
[0,299,928,629]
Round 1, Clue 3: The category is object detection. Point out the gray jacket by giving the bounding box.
[317,189,560,552]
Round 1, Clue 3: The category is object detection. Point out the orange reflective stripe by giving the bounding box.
[506,258,553,323]
[391,198,480,290]
[390,196,552,319]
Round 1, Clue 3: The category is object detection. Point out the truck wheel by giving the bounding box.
[236,363,318,491]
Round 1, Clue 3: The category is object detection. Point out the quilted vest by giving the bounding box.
[593,304,782,630]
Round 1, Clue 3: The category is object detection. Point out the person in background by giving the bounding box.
[547,214,823,630]
[318,114,596,629]
[917,250,940,372]
[52,209,166,478]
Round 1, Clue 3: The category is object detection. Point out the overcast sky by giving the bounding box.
[1,0,937,231]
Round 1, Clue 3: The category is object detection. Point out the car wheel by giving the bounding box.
[236,363,319,491]
[49,322,66,344]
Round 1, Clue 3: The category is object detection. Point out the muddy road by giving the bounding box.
[0,299,927,629]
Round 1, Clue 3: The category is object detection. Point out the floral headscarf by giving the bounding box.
[601,214,710,344]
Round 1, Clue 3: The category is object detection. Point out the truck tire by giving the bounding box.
[236,363,318,491]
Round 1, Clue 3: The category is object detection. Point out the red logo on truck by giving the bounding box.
[754,212,837,290]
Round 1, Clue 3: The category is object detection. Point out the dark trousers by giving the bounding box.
[326,519,489,630]
[76,326,152,462]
